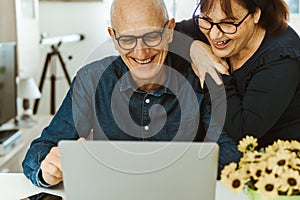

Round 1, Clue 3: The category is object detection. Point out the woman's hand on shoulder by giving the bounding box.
[190,40,229,88]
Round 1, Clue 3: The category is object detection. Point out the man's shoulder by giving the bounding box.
[72,56,125,88]
[77,56,122,76]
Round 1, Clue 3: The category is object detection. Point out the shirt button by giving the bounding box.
[144,126,149,131]
[145,99,150,104]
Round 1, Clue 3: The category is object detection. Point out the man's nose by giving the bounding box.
[133,39,149,57]
[135,38,148,49]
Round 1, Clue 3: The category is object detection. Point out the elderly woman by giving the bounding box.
[174,0,300,148]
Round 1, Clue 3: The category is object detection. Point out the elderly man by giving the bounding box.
[22,0,240,187]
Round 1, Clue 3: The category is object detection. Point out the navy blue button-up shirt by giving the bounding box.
[22,54,237,186]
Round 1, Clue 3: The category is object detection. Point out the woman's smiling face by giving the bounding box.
[199,0,259,59]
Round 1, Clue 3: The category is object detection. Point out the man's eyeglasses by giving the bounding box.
[112,21,169,50]
[192,3,250,34]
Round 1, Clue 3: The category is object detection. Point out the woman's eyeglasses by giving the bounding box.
[192,3,250,34]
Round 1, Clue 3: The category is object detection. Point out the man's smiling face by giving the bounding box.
[108,0,174,90]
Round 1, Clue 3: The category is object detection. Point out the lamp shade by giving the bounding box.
[18,77,41,99]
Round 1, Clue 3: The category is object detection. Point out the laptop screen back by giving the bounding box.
[59,141,219,200]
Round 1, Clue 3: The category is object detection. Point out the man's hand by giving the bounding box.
[40,138,86,185]
[190,40,229,88]
[40,146,63,185]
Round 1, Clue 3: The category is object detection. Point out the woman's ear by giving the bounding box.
[253,8,261,24]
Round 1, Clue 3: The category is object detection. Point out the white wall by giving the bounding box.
[289,15,300,33]
[174,0,197,20]
[37,0,113,114]
[36,0,299,115]
[286,0,300,33]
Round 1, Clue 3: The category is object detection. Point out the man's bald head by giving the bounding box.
[110,0,169,29]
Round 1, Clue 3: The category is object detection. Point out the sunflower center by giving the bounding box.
[277,160,286,166]
[265,184,274,192]
[288,178,297,186]
[265,168,272,174]
[247,144,254,151]
[254,155,261,159]
[232,179,241,188]
[256,170,262,177]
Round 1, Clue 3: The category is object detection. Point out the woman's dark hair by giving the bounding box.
[199,0,289,35]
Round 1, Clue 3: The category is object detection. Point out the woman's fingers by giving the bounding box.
[190,40,229,86]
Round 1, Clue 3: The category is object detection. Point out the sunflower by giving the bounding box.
[221,170,245,192]
[238,135,258,153]
[290,157,300,170]
[220,162,237,180]
[265,145,277,156]
[248,161,268,180]
[266,140,291,153]
[255,174,281,200]
[239,151,265,164]
[237,164,252,180]
[267,150,292,169]
[289,140,300,151]
[279,168,300,195]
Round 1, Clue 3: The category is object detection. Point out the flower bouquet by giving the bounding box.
[221,136,300,200]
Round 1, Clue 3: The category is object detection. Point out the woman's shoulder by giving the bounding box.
[252,26,300,65]
[266,26,300,49]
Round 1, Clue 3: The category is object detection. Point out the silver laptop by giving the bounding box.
[59,141,219,200]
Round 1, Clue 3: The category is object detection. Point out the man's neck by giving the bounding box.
[139,83,163,92]
[136,68,167,93]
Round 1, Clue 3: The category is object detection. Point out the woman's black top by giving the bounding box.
[173,19,300,147]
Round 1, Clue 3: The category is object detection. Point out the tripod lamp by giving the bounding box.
[18,77,41,122]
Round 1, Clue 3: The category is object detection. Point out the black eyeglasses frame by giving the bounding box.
[192,3,251,34]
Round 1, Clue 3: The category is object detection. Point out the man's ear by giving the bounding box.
[108,27,118,50]
[166,18,175,43]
